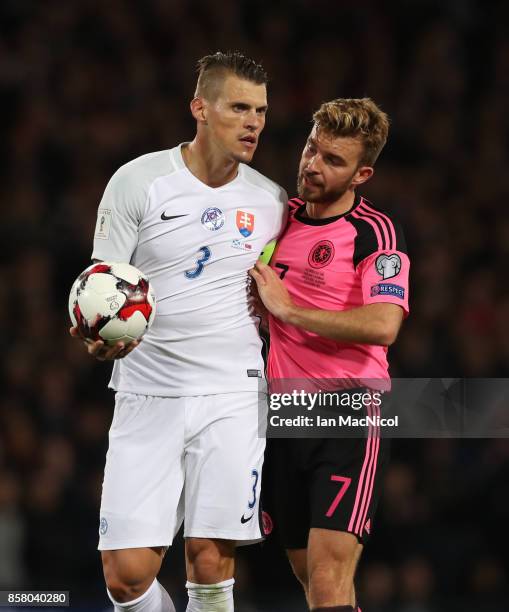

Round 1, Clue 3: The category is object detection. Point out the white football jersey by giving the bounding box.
[92,144,287,396]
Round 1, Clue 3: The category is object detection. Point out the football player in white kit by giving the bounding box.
[70,52,287,612]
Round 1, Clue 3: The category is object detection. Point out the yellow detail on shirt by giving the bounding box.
[259,240,277,264]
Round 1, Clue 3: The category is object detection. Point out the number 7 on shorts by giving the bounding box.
[325,475,352,518]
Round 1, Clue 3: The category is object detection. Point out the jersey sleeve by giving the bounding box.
[270,186,289,240]
[91,166,148,263]
[358,249,410,315]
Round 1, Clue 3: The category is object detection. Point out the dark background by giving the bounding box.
[1,0,508,610]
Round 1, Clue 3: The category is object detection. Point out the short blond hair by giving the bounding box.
[313,98,390,166]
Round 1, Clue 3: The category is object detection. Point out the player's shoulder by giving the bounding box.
[109,149,177,189]
[240,164,287,205]
[356,197,403,226]
[100,149,180,214]
[345,196,407,266]
[287,197,304,214]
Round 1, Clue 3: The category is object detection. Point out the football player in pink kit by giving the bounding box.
[251,98,410,612]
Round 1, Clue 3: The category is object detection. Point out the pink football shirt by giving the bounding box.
[267,195,410,385]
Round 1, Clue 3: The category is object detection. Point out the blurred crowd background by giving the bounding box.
[1,0,508,610]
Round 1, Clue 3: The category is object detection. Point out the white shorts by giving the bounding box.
[98,391,267,550]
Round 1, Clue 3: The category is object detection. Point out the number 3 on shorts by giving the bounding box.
[185,246,211,279]
[248,469,259,509]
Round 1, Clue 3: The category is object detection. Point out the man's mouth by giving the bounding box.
[302,175,321,187]
[239,135,257,148]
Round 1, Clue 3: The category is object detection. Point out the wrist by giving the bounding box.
[283,303,302,326]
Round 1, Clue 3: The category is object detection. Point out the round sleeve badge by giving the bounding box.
[375,254,401,279]
[99,517,108,535]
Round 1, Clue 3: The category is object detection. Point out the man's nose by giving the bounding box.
[305,154,319,173]
[245,110,262,131]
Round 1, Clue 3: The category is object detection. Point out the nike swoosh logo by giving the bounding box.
[161,213,188,221]
[241,513,254,524]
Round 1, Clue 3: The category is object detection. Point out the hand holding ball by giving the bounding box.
[69,262,156,346]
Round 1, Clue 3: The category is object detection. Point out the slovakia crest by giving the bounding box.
[236,210,255,238]
[201,207,225,231]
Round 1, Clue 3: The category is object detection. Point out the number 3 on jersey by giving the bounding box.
[185,246,211,279]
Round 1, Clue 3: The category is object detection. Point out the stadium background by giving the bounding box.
[1,0,508,610]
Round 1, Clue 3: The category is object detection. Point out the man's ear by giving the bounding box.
[190,97,208,124]
[351,165,374,188]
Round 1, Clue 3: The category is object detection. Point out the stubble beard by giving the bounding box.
[297,174,350,205]
[297,165,363,205]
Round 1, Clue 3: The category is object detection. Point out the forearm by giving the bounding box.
[284,303,399,346]
[250,261,403,346]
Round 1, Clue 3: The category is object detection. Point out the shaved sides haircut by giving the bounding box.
[195,51,268,101]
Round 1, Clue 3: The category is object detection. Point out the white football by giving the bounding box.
[69,262,156,345]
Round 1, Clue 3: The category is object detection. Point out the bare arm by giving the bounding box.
[284,302,403,346]
[249,261,404,346]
